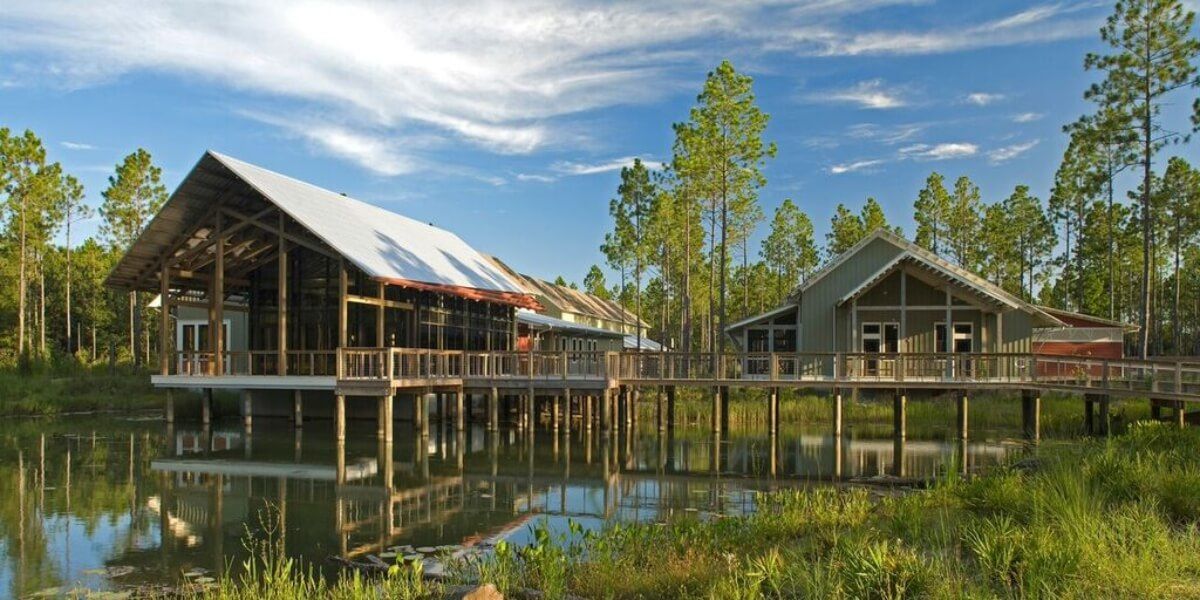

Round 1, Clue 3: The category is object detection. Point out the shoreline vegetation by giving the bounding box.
[185,421,1200,599]
[0,364,168,417]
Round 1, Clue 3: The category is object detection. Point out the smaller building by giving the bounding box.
[487,257,650,337]
[1032,306,1138,360]
[516,310,624,352]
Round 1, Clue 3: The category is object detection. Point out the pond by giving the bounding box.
[0,410,1032,598]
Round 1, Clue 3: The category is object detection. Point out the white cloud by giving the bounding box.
[1013,112,1044,123]
[790,3,1100,56]
[551,156,663,176]
[60,141,94,150]
[846,122,927,144]
[965,92,1004,106]
[900,142,978,160]
[988,139,1039,163]
[811,79,909,109]
[241,111,420,176]
[0,1,1102,174]
[517,173,558,183]
[829,159,885,174]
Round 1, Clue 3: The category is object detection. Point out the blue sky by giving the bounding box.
[2,0,1198,284]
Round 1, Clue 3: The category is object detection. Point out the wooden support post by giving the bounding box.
[712,387,723,435]
[1098,395,1111,437]
[338,260,348,348]
[457,389,466,431]
[1151,400,1162,420]
[956,392,968,440]
[584,393,593,432]
[552,395,560,431]
[292,390,303,427]
[159,266,170,375]
[1021,390,1040,442]
[202,389,212,426]
[241,390,253,431]
[600,389,611,434]
[630,387,639,429]
[335,394,346,442]
[164,389,175,424]
[893,391,907,440]
[768,387,779,437]
[527,386,536,433]
[893,434,906,478]
[1177,400,1187,429]
[832,389,843,437]
[382,394,394,443]
[278,214,288,376]
[1084,397,1095,435]
[563,389,572,435]
[488,387,499,431]
[213,212,224,375]
[667,385,676,431]
[376,282,385,348]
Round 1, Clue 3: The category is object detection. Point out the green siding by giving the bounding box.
[801,236,905,353]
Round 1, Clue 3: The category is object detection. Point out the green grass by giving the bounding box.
[0,364,169,417]
[195,421,1200,599]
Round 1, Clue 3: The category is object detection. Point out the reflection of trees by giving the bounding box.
[0,425,162,598]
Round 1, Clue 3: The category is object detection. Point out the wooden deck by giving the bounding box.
[153,348,1200,403]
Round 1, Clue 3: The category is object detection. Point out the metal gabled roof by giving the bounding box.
[516,310,623,338]
[106,151,536,308]
[210,152,524,294]
[795,229,1063,327]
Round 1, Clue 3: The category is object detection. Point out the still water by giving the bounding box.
[0,412,1029,598]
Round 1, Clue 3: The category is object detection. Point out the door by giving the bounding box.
[861,323,881,375]
[178,320,229,374]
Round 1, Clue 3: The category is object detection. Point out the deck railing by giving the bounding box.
[169,348,1200,401]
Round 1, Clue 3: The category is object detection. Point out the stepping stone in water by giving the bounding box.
[417,546,436,553]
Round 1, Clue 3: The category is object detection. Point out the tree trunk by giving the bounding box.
[1138,52,1152,359]
[66,216,73,355]
[17,192,26,356]
[1174,219,1181,355]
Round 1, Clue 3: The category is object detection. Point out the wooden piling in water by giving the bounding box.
[956,392,968,440]
[1021,390,1040,442]
[893,392,907,440]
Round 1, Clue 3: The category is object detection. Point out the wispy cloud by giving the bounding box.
[900,142,979,160]
[988,139,1039,163]
[846,122,927,145]
[829,159,885,174]
[0,0,1103,175]
[965,92,1004,106]
[1013,112,1044,123]
[550,156,663,176]
[60,141,95,150]
[516,173,557,183]
[809,79,909,109]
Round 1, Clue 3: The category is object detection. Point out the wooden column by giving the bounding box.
[376,282,386,347]
[944,287,952,378]
[711,387,723,435]
[164,389,174,424]
[832,389,843,437]
[159,266,170,375]
[382,394,394,443]
[338,260,348,348]
[1177,400,1187,429]
[212,212,224,375]
[666,385,676,431]
[335,394,346,442]
[202,389,212,426]
[600,389,611,434]
[278,214,288,375]
[488,387,499,431]
[893,391,907,440]
[957,392,969,440]
[563,388,572,435]
[584,392,593,432]
[768,387,779,437]
[241,390,253,431]
[1021,390,1040,442]
[552,395,560,431]
[1098,395,1111,436]
[456,389,466,431]
[899,270,907,352]
[292,390,303,427]
[1084,397,1095,435]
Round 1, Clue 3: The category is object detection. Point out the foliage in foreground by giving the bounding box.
[191,422,1200,599]
[0,364,166,416]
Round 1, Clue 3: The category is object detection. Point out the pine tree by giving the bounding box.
[1160,157,1200,353]
[1084,0,1199,357]
[100,148,167,366]
[913,172,951,254]
[826,203,865,257]
[761,198,817,304]
[946,176,983,270]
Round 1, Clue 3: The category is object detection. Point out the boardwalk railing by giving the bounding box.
[170,348,1200,401]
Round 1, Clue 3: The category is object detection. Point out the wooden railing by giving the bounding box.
[171,350,336,376]
[168,348,1200,401]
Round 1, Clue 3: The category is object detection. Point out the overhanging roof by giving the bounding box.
[487,256,648,328]
[106,151,538,308]
[517,310,623,338]
[796,229,1062,327]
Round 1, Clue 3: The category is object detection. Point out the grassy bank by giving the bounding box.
[192,421,1200,599]
[0,365,167,416]
[641,387,1151,439]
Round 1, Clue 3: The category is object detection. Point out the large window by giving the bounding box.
[935,322,974,353]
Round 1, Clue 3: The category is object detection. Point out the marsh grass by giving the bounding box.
[193,422,1200,599]
[0,363,168,416]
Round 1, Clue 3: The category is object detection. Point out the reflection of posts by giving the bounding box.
[211,473,224,578]
[957,392,969,440]
[832,433,843,480]
[893,392,907,440]
[831,389,843,438]
[892,434,906,478]
[336,440,346,485]
[487,387,499,431]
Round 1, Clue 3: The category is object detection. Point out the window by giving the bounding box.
[935,322,973,353]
